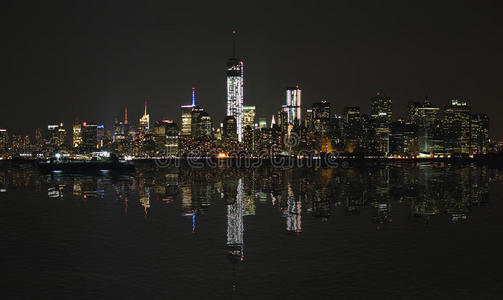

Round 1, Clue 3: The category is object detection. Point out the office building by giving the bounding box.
[226,31,244,142]
[285,86,301,124]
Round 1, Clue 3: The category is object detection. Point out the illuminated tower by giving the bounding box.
[286,85,302,124]
[242,106,256,129]
[0,129,8,150]
[226,30,244,142]
[370,92,392,154]
[72,123,82,148]
[139,101,150,130]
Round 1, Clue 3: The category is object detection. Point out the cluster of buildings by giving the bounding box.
[0,33,496,159]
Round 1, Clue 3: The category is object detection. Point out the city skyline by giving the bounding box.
[2,1,503,137]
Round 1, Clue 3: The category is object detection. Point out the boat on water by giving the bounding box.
[38,154,135,172]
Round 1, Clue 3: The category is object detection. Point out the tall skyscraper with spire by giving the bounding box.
[226,30,244,142]
[139,101,150,130]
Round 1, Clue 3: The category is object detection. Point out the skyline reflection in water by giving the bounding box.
[0,163,502,298]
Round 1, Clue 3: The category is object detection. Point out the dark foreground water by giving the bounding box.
[1,162,503,299]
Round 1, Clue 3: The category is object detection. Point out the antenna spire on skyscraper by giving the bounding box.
[192,87,196,107]
[144,100,147,116]
[124,105,128,124]
[232,29,237,58]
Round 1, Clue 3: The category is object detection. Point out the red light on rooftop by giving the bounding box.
[232,30,236,34]
[377,91,381,96]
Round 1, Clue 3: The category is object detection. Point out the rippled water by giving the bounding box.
[1,163,502,299]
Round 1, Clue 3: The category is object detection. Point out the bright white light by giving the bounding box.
[55,153,61,159]
[99,151,110,158]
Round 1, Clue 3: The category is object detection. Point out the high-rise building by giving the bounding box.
[114,106,130,142]
[407,100,423,124]
[0,129,8,150]
[471,113,489,154]
[226,30,244,142]
[153,120,179,156]
[370,92,392,154]
[443,99,471,154]
[276,109,288,134]
[180,88,213,139]
[389,120,418,155]
[407,98,443,154]
[73,123,82,148]
[243,106,256,130]
[190,105,204,137]
[34,128,43,148]
[196,112,212,138]
[181,105,193,136]
[343,106,362,153]
[258,117,267,129]
[47,123,66,147]
[312,101,331,134]
[97,125,105,148]
[81,122,98,152]
[139,101,150,131]
[370,92,392,125]
[285,86,301,124]
[165,121,179,156]
[223,116,237,141]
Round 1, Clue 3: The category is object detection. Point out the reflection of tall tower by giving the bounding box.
[139,187,150,218]
[227,178,244,259]
[286,183,302,233]
[226,30,244,142]
[181,184,197,233]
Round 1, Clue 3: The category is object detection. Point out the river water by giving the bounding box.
[1,163,502,299]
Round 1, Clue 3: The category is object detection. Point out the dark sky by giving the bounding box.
[2,0,503,137]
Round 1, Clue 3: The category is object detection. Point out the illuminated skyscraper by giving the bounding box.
[285,85,302,124]
[180,88,212,139]
[258,117,267,129]
[414,99,442,154]
[0,129,8,150]
[471,113,489,154]
[181,104,193,136]
[81,122,99,152]
[73,123,82,148]
[243,106,255,129]
[312,101,331,134]
[370,92,392,124]
[223,116,237,141]
[370,92,393,154]
[47,123,66,147]
[443,99,472,154]
[226,30,244,142]
[139,101,150,130]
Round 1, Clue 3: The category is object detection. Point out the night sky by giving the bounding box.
[2,0,503,137]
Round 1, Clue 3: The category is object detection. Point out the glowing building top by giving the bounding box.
[139,101,150,130]
[286,85,302,124]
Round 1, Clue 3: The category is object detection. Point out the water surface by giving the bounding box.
[1,163,502,299]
